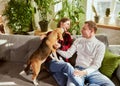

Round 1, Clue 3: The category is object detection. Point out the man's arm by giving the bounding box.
[57,45,76,59]
[57,39,79,58]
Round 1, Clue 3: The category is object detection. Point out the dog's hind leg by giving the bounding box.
[19,61,31,76]
[24,62,32,75]
[31,61,41,86]
[19,63,33,82]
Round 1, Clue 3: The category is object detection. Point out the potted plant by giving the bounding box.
[34,0,60,32]
[54,0,85,35]
[92,5,99,23]
[3,0,34,34]
[103,8,111,24]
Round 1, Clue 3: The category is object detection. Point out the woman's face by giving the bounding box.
[60,20,70,32]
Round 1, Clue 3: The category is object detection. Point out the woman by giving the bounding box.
[57,17,73,61]
[45,17,73,86]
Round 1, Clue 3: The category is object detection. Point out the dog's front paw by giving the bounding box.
[33,79,39,86]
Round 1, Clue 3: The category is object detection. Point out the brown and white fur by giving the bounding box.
[19,28,64,86]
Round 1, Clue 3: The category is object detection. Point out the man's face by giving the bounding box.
[81,24,93,39]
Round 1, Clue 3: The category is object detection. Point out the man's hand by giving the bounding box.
[73,69,87,77]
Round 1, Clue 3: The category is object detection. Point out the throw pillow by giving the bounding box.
[99,49,120,78]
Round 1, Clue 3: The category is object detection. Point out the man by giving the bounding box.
[55,21,115,86]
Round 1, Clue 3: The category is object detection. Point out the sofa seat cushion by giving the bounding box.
[100,49,120,78]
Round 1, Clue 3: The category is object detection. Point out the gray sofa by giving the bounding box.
[0,34,120,86]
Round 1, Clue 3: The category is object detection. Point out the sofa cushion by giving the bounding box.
[100,49,120,78]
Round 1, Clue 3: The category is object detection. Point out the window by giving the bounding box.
[54,1,62,13]
[54,0,73,14]
[86,0,120,25]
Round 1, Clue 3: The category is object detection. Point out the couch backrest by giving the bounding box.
[0,34,41,62]
[0,34,109,63]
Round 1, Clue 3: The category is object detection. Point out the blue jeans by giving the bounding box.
[46,60,80,86]
[45,60,67,86]
[46,60,115,86]
[67,66,115,86]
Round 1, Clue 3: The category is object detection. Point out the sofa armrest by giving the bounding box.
[109,45,120,56]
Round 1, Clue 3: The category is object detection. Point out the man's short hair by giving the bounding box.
[84,21,97,33]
